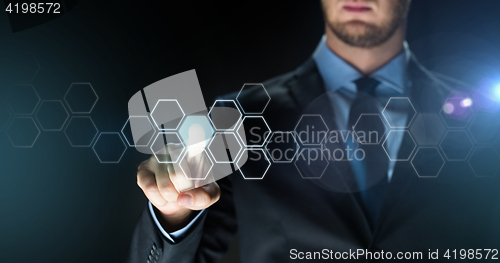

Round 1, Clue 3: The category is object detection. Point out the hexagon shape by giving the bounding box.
[382,97,416,128]
[179,149,214,180]
[35,100,69,131]
[411,147,445,178]
[6,117,40,148]
[382,130,416,161]
[468,113,499,144]
[321,130,359,162]
[294,114,329,146]
[150,132,186,163]
[439,130,474,161]
[64,83,98,114]
[207,132,242,163]
[178,115,214,149]
[440,97,474,128]
[150,99,185,130]
[0,102,11,131]
[207,100,243,131]
[409,113,447,146]
[236,148,271,180]
[236,83,271,114]
[353,113,388,144]
[64,116,99,147]
[468,147,500,177]
[237,116,271,147]
[121,116,156,147]
[6,84,40,115]
[294,147,329,179]
[265,131,300,163]
[92,132,127,163]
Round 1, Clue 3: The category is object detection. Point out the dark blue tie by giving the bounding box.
[347,77,389,228]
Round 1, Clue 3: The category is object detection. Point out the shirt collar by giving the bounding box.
[312,35,410,94]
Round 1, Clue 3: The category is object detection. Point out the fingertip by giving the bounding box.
[178,193,193,207]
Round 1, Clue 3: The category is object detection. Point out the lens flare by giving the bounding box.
[460,98,472,107]
[443,103,454,114]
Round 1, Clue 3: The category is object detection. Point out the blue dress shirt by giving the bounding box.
[313,35,412,181]
[150,36,412,242]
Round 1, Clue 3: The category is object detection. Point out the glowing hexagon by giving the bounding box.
[265,131,300,163]
[0,102,11,131]
[207,132,242,163]
[92,132,127,163]
[382,97,416,128]
[236,83,271,114]
[294,114,329,146]
[409,113,447,146]
[207,100,243,131]
[294,147,329,179]
[64,116,99,147]
[150,132,185,163]
[439,130,474,161]
[236,116,271,147]
[468,147,500,177]
[121,116,156,147]
[6,117,40,148]
[35,100,69,131]
[411,147,445,178]
[64,82,98,114]
[178,115,214,149]
[6,84,40,115]
[236,148,271,180]
[382,130,416,161]
[150,99,185,131]
[353,113,388,145]
[468,113,499,144]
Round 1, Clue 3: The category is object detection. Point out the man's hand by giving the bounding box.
[136,144,221,232]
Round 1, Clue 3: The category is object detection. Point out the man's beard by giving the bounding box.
[327,2,408,48]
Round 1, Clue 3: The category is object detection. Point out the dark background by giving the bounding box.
[0,1,499,262]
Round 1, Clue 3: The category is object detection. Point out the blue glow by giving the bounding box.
[178,115,214,148]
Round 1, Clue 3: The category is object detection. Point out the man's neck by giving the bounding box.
[325,26,405,75]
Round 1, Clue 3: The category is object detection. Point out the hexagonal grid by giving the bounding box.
[265,131,300,163]
[64,82,98,114]
[0,101,12,131]
[294,114,329,146]
[382,130,416,161]
[207,132,243,163]
[63,116,99,147]
[121,116,156,147]
[236,148,271,180]
[6,84,40,115]
[34,100,69,131]
[382,97,417,128]
[468,147,500,177]
[411,147,445,178]
[352,113,388,145]
[6,117,40,148]
[294,147,329,179]
[207,100,243,131]
[150,132,186,164]
[179,149,214,181]
[150,99,185,131]
[439,130,474,161]
[236,116,272,147]
[236,83,271,114]
[92,132,127,164]
[468,113,499,145]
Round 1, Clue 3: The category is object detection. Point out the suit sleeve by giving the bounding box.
[127,177,238,263]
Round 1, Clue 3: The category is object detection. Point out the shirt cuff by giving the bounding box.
[148,201,206,243]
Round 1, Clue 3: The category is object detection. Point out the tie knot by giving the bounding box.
[354,77,380,95]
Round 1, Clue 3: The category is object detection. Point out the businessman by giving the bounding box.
[128,0,500,262]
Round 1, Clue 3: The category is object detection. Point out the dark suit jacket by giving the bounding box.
[127,54,500,263]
